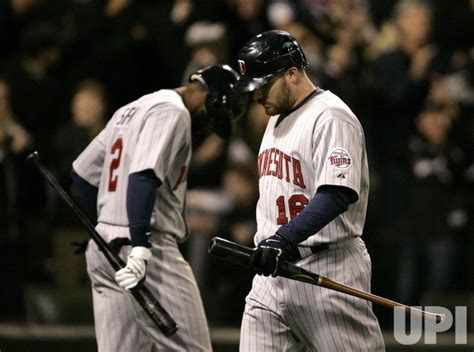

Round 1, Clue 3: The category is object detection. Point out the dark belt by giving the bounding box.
[107,237,132,256]
[71,237,131,256]
[289,243,330,261]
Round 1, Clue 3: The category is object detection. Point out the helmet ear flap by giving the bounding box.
[295,46,309,68]
[205,91,232,139]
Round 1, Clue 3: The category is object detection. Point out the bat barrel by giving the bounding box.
[27,151,178,336]
[209,237,253,267]
[209,237,445,323]
[130,286,178,336]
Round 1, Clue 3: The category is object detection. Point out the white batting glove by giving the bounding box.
[115,246,152,290]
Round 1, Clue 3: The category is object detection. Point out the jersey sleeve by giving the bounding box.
[129,108,189,182]
[72,128,107,187]
[312,110,363,196]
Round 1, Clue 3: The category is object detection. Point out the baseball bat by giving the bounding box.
[209,237,445,323]
[27,151,178,336]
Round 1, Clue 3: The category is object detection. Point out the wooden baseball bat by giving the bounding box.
[27,151,178,336]
[209,237,445,323]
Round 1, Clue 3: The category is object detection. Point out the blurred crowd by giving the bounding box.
[0,0,473,328]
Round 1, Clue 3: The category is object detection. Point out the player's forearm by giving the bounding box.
[127,169,162,247]
[277,185,356,244]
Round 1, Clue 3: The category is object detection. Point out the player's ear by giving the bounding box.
[285,67,299,84]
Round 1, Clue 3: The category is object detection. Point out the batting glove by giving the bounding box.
[250,234,293,277]
[115,246,152,290]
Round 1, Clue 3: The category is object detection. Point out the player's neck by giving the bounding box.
[174,85,206,117]
[291,78,317,109]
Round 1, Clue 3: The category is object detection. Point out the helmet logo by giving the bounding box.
[238,60,247,75]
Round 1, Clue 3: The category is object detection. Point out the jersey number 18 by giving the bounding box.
[276,194,309,224]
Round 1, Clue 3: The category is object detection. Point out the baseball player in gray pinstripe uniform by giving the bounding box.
[71,65,245,351]
[235,30,385,351]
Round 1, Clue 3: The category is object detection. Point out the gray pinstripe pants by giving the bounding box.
[240,237,385,351]
[86,233,212,352]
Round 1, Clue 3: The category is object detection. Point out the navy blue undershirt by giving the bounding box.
[71,168,161,248]
[71,169,98,211]
[277,185,358,245]
[126,169,161,247]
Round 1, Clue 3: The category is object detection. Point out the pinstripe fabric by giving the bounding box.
[86,229,211,351]
[73,90,191,239]
[254,90,369,246]
[74,89,211,351]
[243,89,384,351]
[241,238,384,351]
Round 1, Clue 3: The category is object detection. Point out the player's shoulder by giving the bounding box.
[311,89,355,117]
[136,89,190,124]
[137,89,187,114]
[311,89,361,129]
[108,90,190,130]
[110,89,185,115]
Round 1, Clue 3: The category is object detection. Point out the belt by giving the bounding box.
[70,237,131,256]
[291,237,359,261]
[290,243,330,261]
[107,237,132,256]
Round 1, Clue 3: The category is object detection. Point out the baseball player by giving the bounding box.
[71,65,245,352]
[235,30,385,351]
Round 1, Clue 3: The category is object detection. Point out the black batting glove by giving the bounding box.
[250,233,294,277]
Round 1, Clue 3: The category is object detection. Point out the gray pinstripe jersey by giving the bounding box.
[242,89,384,351]
[73,89,191,240]
[255,89,369,246]
[73,90,212,351]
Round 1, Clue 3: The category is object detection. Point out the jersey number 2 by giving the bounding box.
[108,137,123,192]
[276,195,309,224]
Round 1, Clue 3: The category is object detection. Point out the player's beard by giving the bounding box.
[261,80,292,116]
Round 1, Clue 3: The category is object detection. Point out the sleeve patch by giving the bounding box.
[327,148,352,169]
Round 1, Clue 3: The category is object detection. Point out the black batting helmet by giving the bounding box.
[235,30,308,93]
[189,64,248,139]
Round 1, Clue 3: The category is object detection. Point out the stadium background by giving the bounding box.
[0,0,473,350]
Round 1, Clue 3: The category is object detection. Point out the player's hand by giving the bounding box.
[250,234,293,277]
[115,246,152,290]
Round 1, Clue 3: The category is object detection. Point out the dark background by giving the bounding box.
[0,0,473,350]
